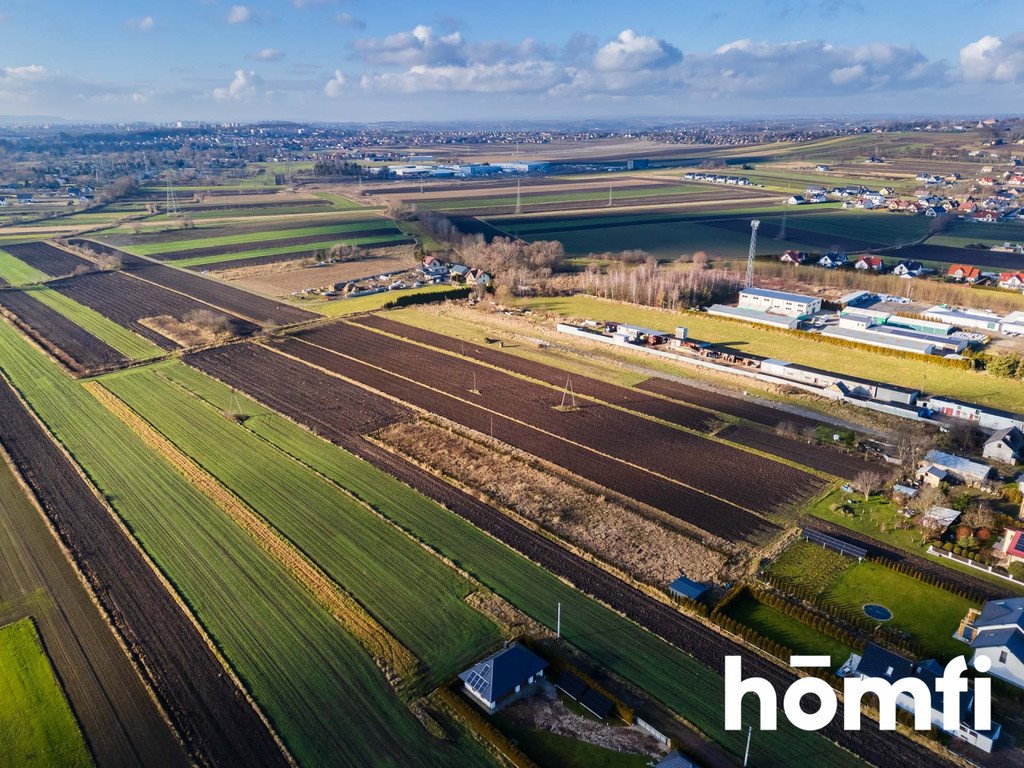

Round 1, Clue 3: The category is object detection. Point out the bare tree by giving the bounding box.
[853,470,885,501]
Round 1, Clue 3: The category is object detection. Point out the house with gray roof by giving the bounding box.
[458,642,548,713]
[956,598,1024,692]
[920,449,994,486]
[983,426,1024,465]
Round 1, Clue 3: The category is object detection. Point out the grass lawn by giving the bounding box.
[824,561,975,659]
[724,592,854,663]
[0,248,48,285]
[767,539,977,660]
[0,618,92,767]
[0,320,489,768]
[24,287,163,360]
[104,364,501,689]
[158,361,863,768]
[512,294,1024,411]
[495,719,650,768]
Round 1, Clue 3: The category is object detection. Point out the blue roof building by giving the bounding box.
[458,643,548,713]
[668,575,708,602]
[656,751,698,768]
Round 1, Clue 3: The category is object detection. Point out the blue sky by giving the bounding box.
[1,0,1022,122]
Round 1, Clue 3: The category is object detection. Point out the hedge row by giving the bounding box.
[385,286,472,308]
[436,687,539,768]
[748,585,863,652]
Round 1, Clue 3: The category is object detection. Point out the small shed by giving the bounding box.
[656,751,698,768]
[668,575,708,602]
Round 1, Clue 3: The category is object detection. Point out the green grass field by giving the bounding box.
[767,540,976,660]
[724,592,854,663]
[155,361,862,768]
[513,294,1024,411]
[0,248,48,285]
[22,287,163,360]
[104,364,500,689]
[174,235,408,268]
[0,618,93,767]
[423,183,705,212]
[128,219,395,255]
[313,192,367,210]
[0,319,491,768]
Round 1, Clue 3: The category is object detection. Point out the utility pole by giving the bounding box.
[607,184,613,207]
[743,725,753,767]
[514,181,521,215]
[556,602,561,638]
[777,208,787,241]
[744,219,760,289]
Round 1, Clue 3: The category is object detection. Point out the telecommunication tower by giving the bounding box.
[744,219,760,289]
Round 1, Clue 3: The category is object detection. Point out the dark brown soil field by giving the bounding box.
[634,377,819,430]
[50,271,258,350]
[896,242,1024,269]
[69,240,317,327]
[0,289,127,372]
[293,323,822,517]
[0,456,189,768]
[3,242,92,277]
[349,316,875,480]
[0,376,289,768]
[150,228,401,261]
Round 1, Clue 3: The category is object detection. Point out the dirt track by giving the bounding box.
[0,376,290,768]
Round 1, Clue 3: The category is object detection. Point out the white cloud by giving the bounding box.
[353,25,465,66]
[251,48,284,61]
[323,69,348,97]
[213,69,263,100]
[3,64,49,81]
[593,29,681,72]
[360,60,566,94]
[961,34,1024,82]
[227,5,252,24]
[135,16,155,32]
[332,12,365,30]
[830,64,865,85]
[292,0,332,7]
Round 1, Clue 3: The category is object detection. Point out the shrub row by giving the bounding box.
[749,585,863,652]
[385,287,472,308]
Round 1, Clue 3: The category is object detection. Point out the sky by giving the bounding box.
[1,0,1023,123]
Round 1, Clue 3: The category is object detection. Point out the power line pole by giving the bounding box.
[744,219,760,289]
[556,602,561,638]
[607,184,613,207]
[515,181,521,214]
[743,725,753,767]
[165,177,179,217]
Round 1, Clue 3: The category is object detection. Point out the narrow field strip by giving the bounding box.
[0,248,48,285]
[130,220,393,255]
[173,234,408,268]
[84,380,421,687]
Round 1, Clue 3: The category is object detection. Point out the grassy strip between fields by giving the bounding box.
[0,319,492,768]
[130,219,391,255]
[23,286,163,360]
[156,361,864,768]
[103,364,501,690]
[313,192,367,210]
[512,294,1024,411]
[0,247,48,285]
[0,618,93,767]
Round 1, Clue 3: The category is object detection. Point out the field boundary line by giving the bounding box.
[280,337,774,528]
[85,380,422,690]
[346,317,836,483]
[0,370,294,768]
[0,438,189,763]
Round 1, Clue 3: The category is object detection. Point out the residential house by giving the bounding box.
[917,464,949,487]
[466,268,492,287]
[855,256,884,271]
[957,598,1024,692]
[1000,272,1024,291]
[893,260,925,278]
[973,210,999,223]
[780,249,806,265]
[818,251,848,269]
[983,426,1024,465]
[449,264,470,282]
[815,164,830,172]
[458,643,548,713]
[838,643,1000,753]
[786,195,806,205]
[947,264,983,283]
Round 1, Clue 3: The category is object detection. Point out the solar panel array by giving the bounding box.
[463,662,493,700]
[802,528,867,560]
[1010,533,1024,558]
[580,688,614,719]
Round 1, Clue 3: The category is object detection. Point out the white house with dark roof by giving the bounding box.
[839,643,1000,752]
[957,598,1024,692]
[984,426,1024,465]
[458,642,548,713]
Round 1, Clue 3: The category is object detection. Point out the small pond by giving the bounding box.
[863,604,893,621]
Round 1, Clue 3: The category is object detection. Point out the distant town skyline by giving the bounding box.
[2,0,1023,122]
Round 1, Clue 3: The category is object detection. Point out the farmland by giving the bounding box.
[0,247,49,285]
[0,319,493,768]
[103,363,502,689]
[1,241,92,277]
[0,449,187,767]
[180,339,942,768]
[0,618,92,768]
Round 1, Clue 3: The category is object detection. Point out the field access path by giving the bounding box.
[184,339,958,768]
[0,376,290,768]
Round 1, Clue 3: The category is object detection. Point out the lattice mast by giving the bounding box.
[744,219,760,289]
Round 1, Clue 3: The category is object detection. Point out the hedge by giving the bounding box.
[436,687,538,768]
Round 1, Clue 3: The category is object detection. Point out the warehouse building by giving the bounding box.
[737,288,821,318]
[758,359,919,405]
[920,397,1024,432]
[706,304,803,329]
[924,305,1003,333]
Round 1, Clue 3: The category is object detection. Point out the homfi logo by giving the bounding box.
[724,655,992,732]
